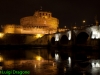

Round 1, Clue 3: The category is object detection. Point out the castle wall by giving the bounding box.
[20,11,59,31]
[3,24,15,33]
[21,28,48,34]
[3,11,59,34]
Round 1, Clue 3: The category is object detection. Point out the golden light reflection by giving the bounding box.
[4,60,14,67]
[64,67,66,72]
[0,56,3,62]
[53,63,55,67]
[34,64,36,68]
[0,66,2,70]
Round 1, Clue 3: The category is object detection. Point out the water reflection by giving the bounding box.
[0,66,2,70]
[91,60,100,67]
[55,53,59,61]
[90,60,100,75]
[68,57,71,67]
[0,48,100,75]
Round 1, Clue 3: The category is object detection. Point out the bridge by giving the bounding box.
[30,25,100,48]
[0,25,100,49]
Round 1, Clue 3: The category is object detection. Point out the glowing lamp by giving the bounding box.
[0,33,4,38]
[36,34,43,38]
[0,56,3,62]
[36,56,42,61]
[83,20,85,23]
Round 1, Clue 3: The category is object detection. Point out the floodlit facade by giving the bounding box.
[3,11,59,34]
[91,25,100,39]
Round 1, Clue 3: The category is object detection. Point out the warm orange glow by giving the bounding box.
[83,20,85,23]
[0,33,4,38]
[3,11,59,34]
[73,26,77,29]
[36,34,43,38]
[36,56,42,61]
[0,56,3,62]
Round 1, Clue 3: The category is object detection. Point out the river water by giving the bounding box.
[0,48,100,75]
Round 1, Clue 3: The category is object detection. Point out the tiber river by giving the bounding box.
[0,47,100,75]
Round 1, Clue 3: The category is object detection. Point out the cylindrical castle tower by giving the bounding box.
[20,11,59,34]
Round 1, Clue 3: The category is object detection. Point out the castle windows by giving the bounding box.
[43,13,44,16]
[46,13,47,16]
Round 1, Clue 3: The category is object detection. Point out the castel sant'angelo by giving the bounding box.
[3,10,59,34]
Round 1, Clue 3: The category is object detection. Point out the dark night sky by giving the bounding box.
[0,0,100,28]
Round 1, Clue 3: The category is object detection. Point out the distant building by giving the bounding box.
[3,11,59,34]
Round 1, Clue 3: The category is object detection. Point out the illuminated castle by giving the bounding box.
[3,11,59,34]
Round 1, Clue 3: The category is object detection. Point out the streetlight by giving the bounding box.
[83,20,85,25]
[82,20,86,29]
[0,33,4,38]
[83,20,85,23]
